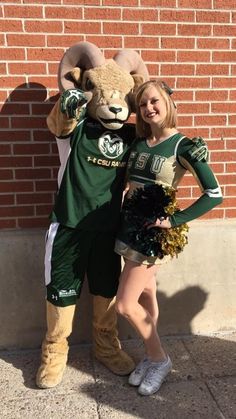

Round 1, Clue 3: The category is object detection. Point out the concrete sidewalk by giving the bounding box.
[1,332,236,419]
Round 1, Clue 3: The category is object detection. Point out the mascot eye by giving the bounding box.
[85,78,94,90]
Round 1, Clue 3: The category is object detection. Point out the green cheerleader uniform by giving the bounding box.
[45,114,135,306]
[115,132,223,265]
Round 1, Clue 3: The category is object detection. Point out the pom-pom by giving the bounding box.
[122,183,189,259]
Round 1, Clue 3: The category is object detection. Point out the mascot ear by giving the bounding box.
[129,74,146,113]
[70,67,82,87]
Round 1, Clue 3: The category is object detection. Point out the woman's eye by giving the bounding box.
[139,103,146,107]
[151,99,158,104]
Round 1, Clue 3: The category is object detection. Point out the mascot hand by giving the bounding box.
[60,89,92,119]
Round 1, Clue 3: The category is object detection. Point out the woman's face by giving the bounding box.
[139,85,167,127]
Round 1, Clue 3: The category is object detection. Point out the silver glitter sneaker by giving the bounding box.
[138,355,172,396]
[128,357,153,386]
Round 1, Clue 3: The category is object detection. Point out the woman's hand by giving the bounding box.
[146,216,171,229]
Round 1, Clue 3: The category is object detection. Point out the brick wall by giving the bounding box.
[0,0,235,229]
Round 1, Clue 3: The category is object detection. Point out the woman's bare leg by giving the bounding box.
[115,260,166,361]
[139,276,159,328]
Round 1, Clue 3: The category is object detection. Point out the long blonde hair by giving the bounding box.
[135,80,177,137]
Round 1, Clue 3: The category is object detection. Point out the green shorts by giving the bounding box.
[45,223,121,307]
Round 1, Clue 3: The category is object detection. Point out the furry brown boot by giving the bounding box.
[36,301,76,389]
[92,296,135,375]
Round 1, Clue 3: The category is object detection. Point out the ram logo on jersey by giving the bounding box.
[98,132,124,159]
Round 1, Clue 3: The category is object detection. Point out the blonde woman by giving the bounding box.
[115,80,223,396]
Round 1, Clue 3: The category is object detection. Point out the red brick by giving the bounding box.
[0,194,15,205]
[103,22,138,35]
[225,209,236,218]
[161,37,195,49]
[225,186,236,196]
[1,103,30,115]
[0,219,16,229]
[0,131,31,142]
[47,35,84,48]
[178,24,211,36]
[85,7,121,20]
[16,193,53,205]
[194,115,227,126]
[86,36,122,48]
[45,6,82,19]
[212,77,236,88]
[196,11,230,23]
[196,65,229,76]
[25,21,63,33]
[9,63,47,75]
[1,76,26,88]
[4,5,43,18]
[211,127,236,138]
[0,143,11,154]
[0,156,32,168]
[213,25,236,37]
[7,34,46,47]
[124,37,157,49]
[0,170,14,180]
[63,0,99,3]
[179,0,212,7]
[0,48,25,61]
[214,0,236,9]
[35,180,57,191]
[15,168,51,180]
[105,0,137,4]
[65,21,101,34]
[141,0,176,5]
[18,217,49,228]
[0,181,34,193]
[142,50,175,62]
[178,103,210,114]
[161,64,194,75]
[0,20,23,32]
[123,8,157,21]
[213,51,236,62]
[226,163,236,173]
[36,205,53,216]
[13,144,50,155]
[142,23,176,36]
[177,77,210,88]
[178,51,210,62]
[11,117,47,129]
[197,38,229,49]
[0,206,34,217]
[160,10,194,22]
[195,90,228,101]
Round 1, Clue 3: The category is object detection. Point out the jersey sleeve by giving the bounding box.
[169,138,223,227]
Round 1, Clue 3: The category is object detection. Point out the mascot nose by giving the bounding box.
[109,106,122,115]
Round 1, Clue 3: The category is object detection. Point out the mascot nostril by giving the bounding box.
[36,41,149,390]
[109,106,122,115]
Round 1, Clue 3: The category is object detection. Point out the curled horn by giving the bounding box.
[113,49,149,81]
[58,41,106,92]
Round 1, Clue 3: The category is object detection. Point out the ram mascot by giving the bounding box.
[36,41,149,389]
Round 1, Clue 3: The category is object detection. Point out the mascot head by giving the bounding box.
[58,41,149,130]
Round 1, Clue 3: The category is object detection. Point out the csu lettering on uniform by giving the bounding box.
[87,156,127,168]
[133,152,166,175]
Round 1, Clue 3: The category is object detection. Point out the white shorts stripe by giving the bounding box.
[44,222,60,286]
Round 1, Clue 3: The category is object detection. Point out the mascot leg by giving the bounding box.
[93,295,135,375]
[36,301,76,389]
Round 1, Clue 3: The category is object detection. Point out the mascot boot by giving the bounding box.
[36,301,75,389]
[92,295,135,375]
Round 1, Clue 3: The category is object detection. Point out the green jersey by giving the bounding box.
[51,116,135,231]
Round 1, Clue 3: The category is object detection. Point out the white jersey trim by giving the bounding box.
[44,222,60,286]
